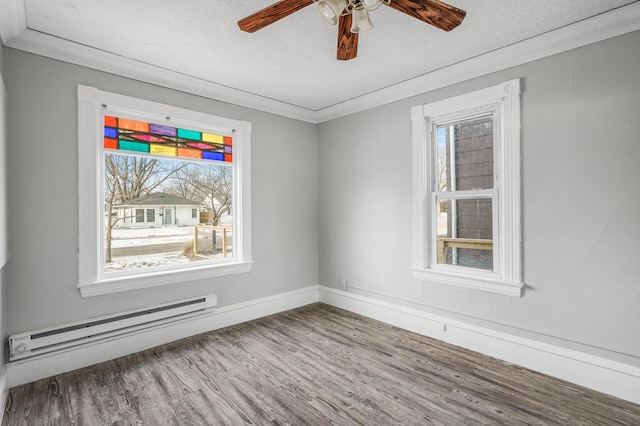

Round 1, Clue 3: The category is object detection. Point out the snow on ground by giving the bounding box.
[106,253,193,272]
[110,227,194,247]
[105,226,225,272]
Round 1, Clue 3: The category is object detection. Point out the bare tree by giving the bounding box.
[104,154,186,263]
[165,163,233,226]
[164,166,199,201]
[189,165,233,226]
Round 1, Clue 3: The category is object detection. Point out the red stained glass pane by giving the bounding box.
[132,134,167,143]
[119,118,150,132]
[225,154,233,162]
[224,136,232,145]
[104,116,117,127]
[104,138,118,149]
[188,142,216,150]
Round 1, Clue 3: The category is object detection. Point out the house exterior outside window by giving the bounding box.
[411,79,522,296]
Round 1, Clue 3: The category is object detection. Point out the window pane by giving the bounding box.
[436,198,493,271]
[437,115,494,192]
[104,115,232,163]
[104,153,233,273]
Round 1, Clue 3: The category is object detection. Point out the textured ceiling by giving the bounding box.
[13,0,640,111]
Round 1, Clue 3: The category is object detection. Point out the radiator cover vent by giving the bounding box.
[8,294,217,361]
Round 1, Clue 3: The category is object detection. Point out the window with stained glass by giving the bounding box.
[78,85,253,297]
[103,115,233,163]
[102,113,236,275]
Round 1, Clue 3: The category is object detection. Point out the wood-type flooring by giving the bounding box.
[4,303,640,425]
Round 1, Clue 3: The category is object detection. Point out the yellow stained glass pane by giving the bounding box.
[202,133,224,144]
[150,144,177,157]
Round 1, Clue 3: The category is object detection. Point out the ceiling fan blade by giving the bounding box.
[386,0,466,31]
[337,14,358,60]
[238,0,314,33]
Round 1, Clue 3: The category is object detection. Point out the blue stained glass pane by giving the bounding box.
[104,127,117,138]
[150,123,177,137]
[203,151,224,161]
[177,128,201,140]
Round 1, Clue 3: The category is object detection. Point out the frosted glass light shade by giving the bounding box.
[350,8,373,33]
[362,0,384,10]
[317,0,347,25]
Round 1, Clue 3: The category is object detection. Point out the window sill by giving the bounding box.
[78,261,254,298]
[412,267,522,297]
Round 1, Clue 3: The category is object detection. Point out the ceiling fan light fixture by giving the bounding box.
[316,0,347,25]
[350,7,373,33]
[362,0,384,11]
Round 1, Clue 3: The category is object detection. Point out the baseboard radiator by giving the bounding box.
[8,294,217,362]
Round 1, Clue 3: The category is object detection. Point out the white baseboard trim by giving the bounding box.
[6,285,639,406]
[7,285,320,387]
[318,286,640,405]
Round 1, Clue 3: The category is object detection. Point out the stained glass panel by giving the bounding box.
[177,128,201,140]
[103,115,233,163]
[118,141,149,153]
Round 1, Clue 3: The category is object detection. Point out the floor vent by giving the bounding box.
[8,294,217,361]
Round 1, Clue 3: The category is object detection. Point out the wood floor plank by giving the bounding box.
[3,303,640,425]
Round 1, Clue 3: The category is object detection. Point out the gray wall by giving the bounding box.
[3,28,639,374]
[4,48,318,334]
[318,30,640,366]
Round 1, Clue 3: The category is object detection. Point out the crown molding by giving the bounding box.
[5,29,318,123]
[0,0,26,45]
[314,1,640,122]
[3,2,640,123]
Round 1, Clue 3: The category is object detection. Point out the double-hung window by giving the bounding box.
[78,86,253,297]
[411,79,522,296]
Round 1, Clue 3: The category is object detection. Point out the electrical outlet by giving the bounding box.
[340,279,349,291]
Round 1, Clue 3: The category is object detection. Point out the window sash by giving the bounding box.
[78,85,253,297]
[135,209,145,223]
[410,79,522,297]
[99,119,237,281]
[430,189,498,274]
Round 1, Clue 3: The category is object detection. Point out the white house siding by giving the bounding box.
[115,206,199,228]
[175,206,199,227]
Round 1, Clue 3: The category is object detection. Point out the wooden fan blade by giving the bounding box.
[238,0,314,33]
[386,0,466,31]
[337,14,358,60]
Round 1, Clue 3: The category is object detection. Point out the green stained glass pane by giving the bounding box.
[119,140,150,153]
[177,128,202,141]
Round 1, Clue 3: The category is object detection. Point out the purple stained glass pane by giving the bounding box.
[225,146,232,153]
[150,123,177,137]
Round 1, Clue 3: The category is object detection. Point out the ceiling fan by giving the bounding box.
[238,0,466,61]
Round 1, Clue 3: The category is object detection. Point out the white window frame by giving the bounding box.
[411,79,522,297]
[77,85,253,297]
